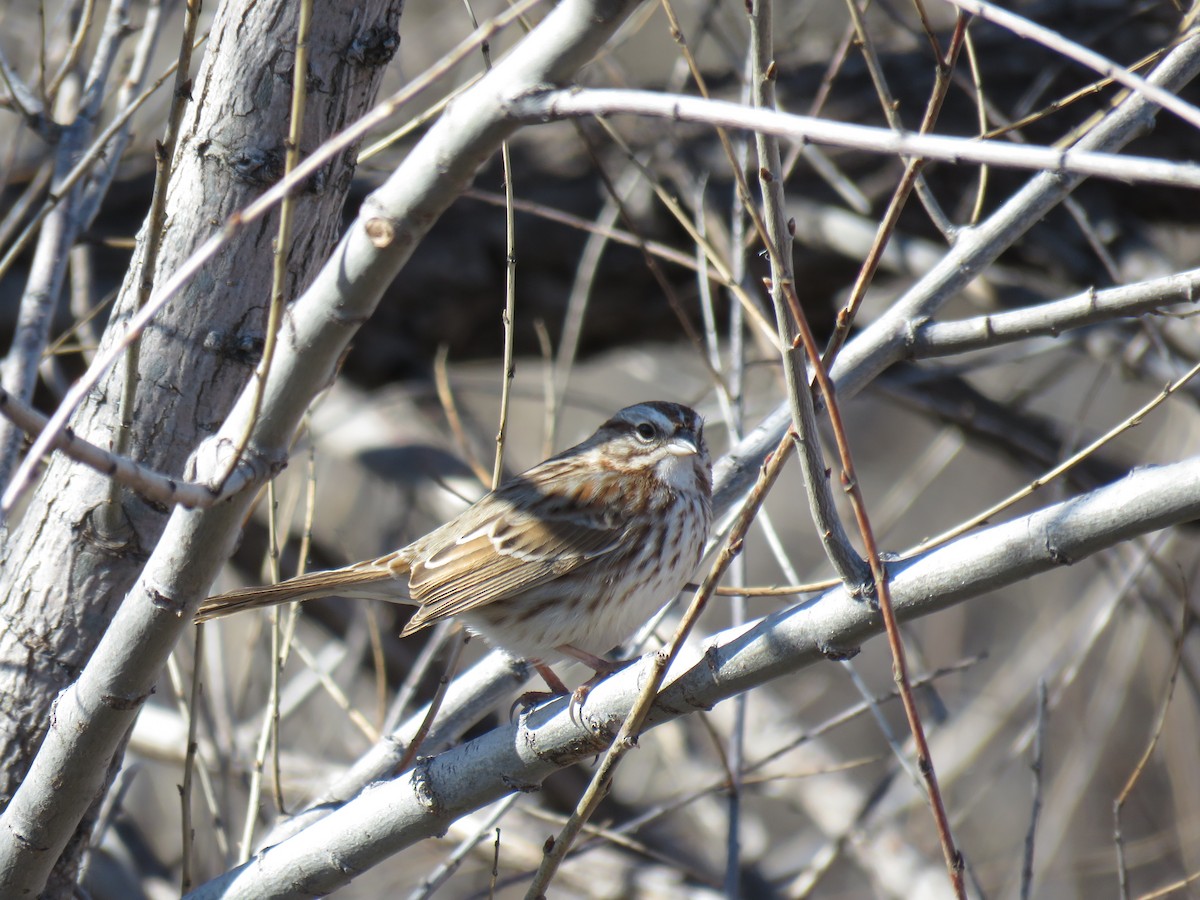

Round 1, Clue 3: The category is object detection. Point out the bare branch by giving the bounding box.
[186,454,1200,897]
[506,85,1200,190]
[911,270,1200,358]
[0,384,239,508]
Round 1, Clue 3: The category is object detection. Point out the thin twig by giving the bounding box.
[945,0,1200,133]
[746,0,867,589]
[180,623,205,893]
[408,791,521,900]
[0,19,202,297]
[821,13,968,368]
[44,0,97,103]
[101,0,199,535]
[433,346,492,486]
[393,629,469,777]
[1114,601,1188,900]
[1019,679,1047,900]
[839,0,954,238]
[583,117,780,354]
[216,0,313,492]
[0,161,50,256]
[239,481,286,863]
[0,0,135,487]
[0,384,236,508]
[983,47,1165,140]
[288,636,379,744]
[545,169,629,453]
[912,356,1200,554]
[464,187,733,281]
[781,272,965,896]
[694,167,745,897]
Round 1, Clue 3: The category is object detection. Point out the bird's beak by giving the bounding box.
[666,432,701,456]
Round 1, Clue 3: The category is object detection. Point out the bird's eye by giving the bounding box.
[635,422,657,441]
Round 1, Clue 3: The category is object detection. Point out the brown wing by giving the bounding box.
[400,504,628,635]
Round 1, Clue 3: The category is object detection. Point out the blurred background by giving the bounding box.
[3,0,1200,897]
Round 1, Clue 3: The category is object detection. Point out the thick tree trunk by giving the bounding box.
[0,0,402,891]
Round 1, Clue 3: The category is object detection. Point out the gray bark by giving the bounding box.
[0,0,402,891]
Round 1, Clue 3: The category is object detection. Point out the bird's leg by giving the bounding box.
[533,661,570,695]
[510,651,635,721]
[509,661,571,721]
[557,644,637,711]
[557,645,621,675]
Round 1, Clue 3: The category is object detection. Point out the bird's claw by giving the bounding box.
[509,689,563,722]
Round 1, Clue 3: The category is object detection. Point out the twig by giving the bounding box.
[983,47,1165,141]
[1140,870,1200,900]
[215,0,314,493]
[410,796,522,900]
[0,384,234,508]
[821,13,968,368]
[1019,680,1047,900]
[260,652,529,850]
[507,87,1200,190]
[0,42,48,130]
[944,0,1200,133]
[0,161,50,255]
[839,0,954,238]
[656,0,863,589]
[817,28,1200,412]
[785,275,967,896]
[240,532,282,864]
[1114,601,1188,900]
[912,356,1200,554]
[0,30,205,292]
[963,26,990,225]
[911,271,1200,357]
[545,169,630,453]
[464,187,734,281]
[433,346,492,487]
[583,117,781,354]
[533,320,555,460]
[358,74,483,162]
[101,0,199,536]
[577,117,737,395]
[458,0,519,489]
[383,620,455,734]
[0,0,135,487]
[394,629,469,776]
[44,0,97,103]
[180,623,205,894]
[747,0,867,589]
[694,166,745,897]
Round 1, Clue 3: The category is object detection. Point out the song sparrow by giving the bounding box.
[198,401,712,697]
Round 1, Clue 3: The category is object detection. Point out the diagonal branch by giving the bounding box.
[185,453,1200,897]
[0,385,253,509]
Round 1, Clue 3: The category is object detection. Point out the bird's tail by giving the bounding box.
[196,552,412,622]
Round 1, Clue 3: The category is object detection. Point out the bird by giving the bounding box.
[197,401,713,699]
